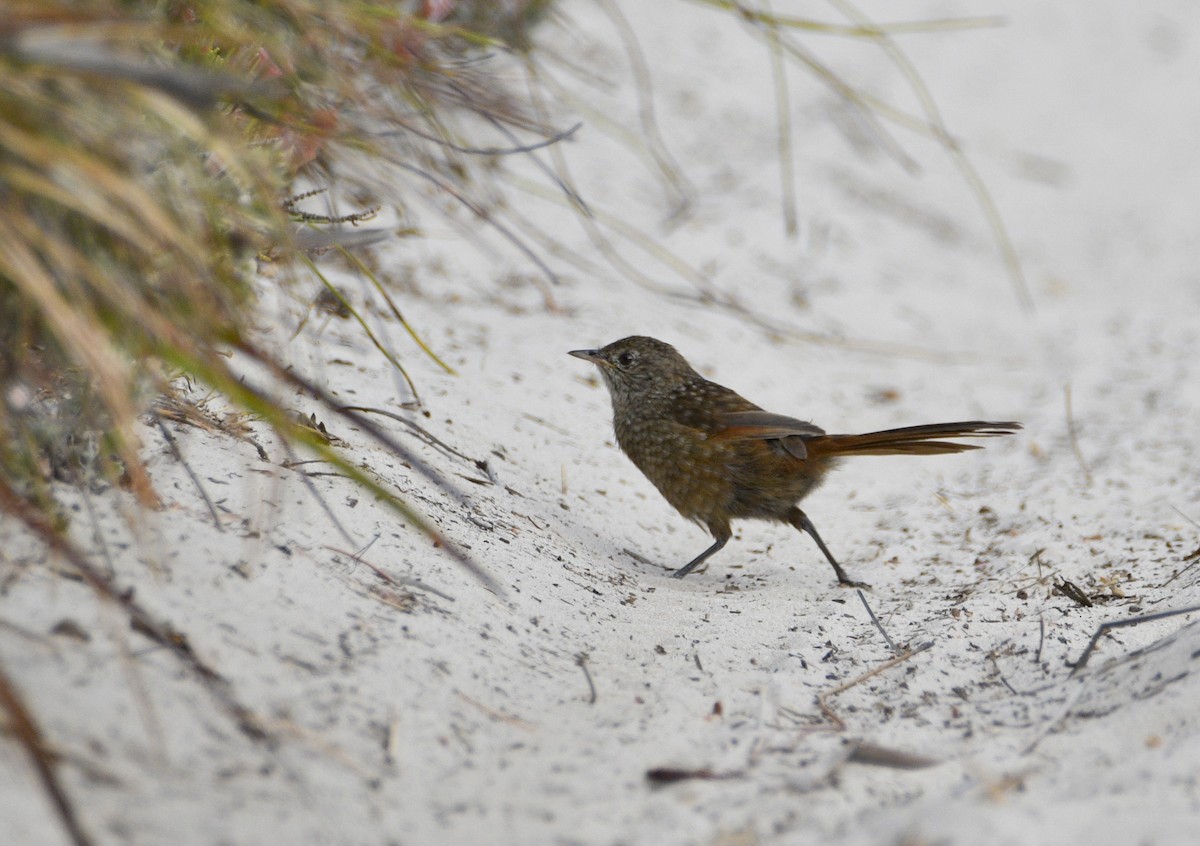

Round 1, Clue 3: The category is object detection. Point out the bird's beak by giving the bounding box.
[568,349,605,365]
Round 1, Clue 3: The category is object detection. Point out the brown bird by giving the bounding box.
[570,336,1020,586]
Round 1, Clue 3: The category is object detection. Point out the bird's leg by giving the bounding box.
[671,525,731,579]
[787,508,869,588]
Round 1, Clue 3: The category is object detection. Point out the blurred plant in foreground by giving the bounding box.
[2,2,558,841]
[0,0,555,561]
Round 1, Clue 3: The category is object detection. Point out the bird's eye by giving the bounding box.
[616,351,636,368]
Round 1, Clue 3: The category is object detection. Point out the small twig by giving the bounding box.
[392,161,560,286]
[817,641,932,730]
[1161,507,1200,587]
[1172,506,1200,532]
[278,438,354,548]
[77,480,118,578]
[477,109,591,215]
[283,188,379,225]
[846,740,938,770]
[1027,547,1044,579]
[338,406,491,480]
[645,766,742,785]
[267,717,376,779]
[303,259,421,404]
[153,413,224,532]
[987,653,1020,696]
[575,653,597,705]
[456,692,536,732]
[857,589,898,653]
[380,119,583,156]
[353,534,380,559]
[323,544,456,603]
[232,344,504,596]
[1064,384,1093,486]
[334,248,457,376]
[1070,604,1200,674]
[1053,577,1092,608]
[521,412,572,437]
[1161,551,1200,588]
[1035,614,1046,666]
[0,659,94,846]
[622,548,657,568]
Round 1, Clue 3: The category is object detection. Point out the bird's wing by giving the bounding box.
[712,411,825,459]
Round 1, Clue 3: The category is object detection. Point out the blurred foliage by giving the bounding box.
[0,0,553,535]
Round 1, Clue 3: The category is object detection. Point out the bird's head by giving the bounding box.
[569,336,700,412]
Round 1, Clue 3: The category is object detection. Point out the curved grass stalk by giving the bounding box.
[157,340,503,595]
[687,0,1003,37]
[688,0,1031,309]
[300,256,422,403]
[596,0,696,217]
[391,159,562,286]
[336,247,458,376]
[504,173,718,298]
[527,57,697,217]
[764,0,799,237]
[0,658,93,846]
[829,0,1033,311]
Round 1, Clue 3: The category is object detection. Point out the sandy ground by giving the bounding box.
[3,1,1200,844]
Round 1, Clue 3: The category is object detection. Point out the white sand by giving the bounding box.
[3,2,1199,844]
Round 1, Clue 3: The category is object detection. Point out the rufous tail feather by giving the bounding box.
[807,421,1021,458]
